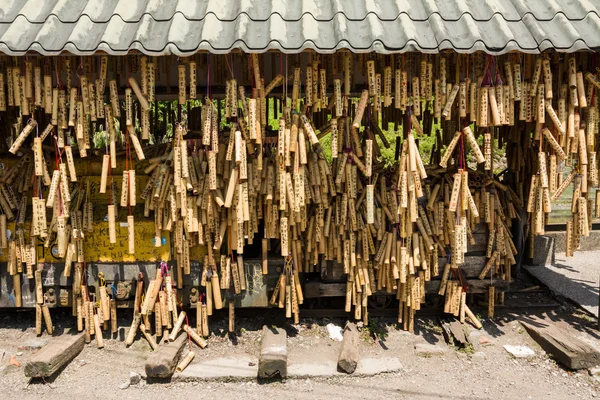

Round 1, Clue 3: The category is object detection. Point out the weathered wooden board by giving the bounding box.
[258,326,287,379]
[303,278,508,299]
[146,333,188,378]
[24,331,85,378]
[520,319,600,370]
[321,256,487,283]
[338,322,360,374]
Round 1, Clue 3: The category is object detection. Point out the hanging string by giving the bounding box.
[126,131,132,217]
[206,54,211,100]
[224,54,235,81]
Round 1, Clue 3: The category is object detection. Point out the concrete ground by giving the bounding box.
[525,251,600,317]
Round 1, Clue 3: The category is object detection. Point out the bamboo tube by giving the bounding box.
[35,304,43,335]
[169,311,186,341]
[489,86,501,126]
[128,127,146,160]
[184,324,207,348]
[545,103,564,134]
[108,205,116,244]
[178,65,186,105]
[211,272,223,310]
[126,314,141,346]
[440,131,461,168]
[228,302,235,333]
[0,215,6,249]
[352,90,369,128]
[542,128,567,160]
[128,215,135,254]
[449,173,462,212]
[176,351,195,372]
[566,220,574,257]
[13,274,21,307]
[128,77,150,111]
[576,72,587,108]
[99,154,109,193]
[9,119,36,154]
[35,269,43,304]
[442,83,459,118]
[42,304,53,335]
[139,323,158,350]
[201,304,209,337]
[75,296,83,332]
[51,88,59,125]
[464,304,483,329]
[64,146,77,181]
[463,126,485,164]
[93,314,104,348]
[121,171,129,207]
[110,299,117,334]
[488,286,496,318]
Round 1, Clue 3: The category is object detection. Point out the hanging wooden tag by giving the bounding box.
[442,83,459,118]
[9,119,36,154]
[129,170,136,206]
[538,152,548,188]
[99,154,110,194]
[463,126,485,164]
[108,205,116,244]
[541,128,567,160]
[128,77,150,112]
[440,131,461,168]
[352,90,369,128]
[479,87,489,127]
[178,65,186,105]
[449,172,462,212]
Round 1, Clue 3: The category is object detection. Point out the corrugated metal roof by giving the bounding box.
[0,0,598,56]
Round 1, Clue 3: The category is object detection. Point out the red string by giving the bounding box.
[126,133,132,216]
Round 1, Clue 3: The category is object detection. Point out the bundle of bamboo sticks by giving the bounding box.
[0,50,598,334]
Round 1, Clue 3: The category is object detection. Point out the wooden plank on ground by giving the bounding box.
[520,319,600,370]
[258,326,287,379]
[24,331,85,378]
[441,319,468,347]
[145,334,187,378]
[337,322,360,373]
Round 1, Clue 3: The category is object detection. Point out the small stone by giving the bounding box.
[16,352,23,356]
[415,344,445,357]
[479,336,493,346]
[472,351,487,360]
[130,371,141,385]
[503,345,535,358]
[119,382,130,390]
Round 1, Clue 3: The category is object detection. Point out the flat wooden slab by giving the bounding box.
[24,331,85,378]
[520,318,600,370]
[146,334,187,379]
[337,322,359,374]
[258,326,287,379]
[304,278,509,299]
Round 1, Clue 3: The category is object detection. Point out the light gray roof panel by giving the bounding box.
[0,0,598,55]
